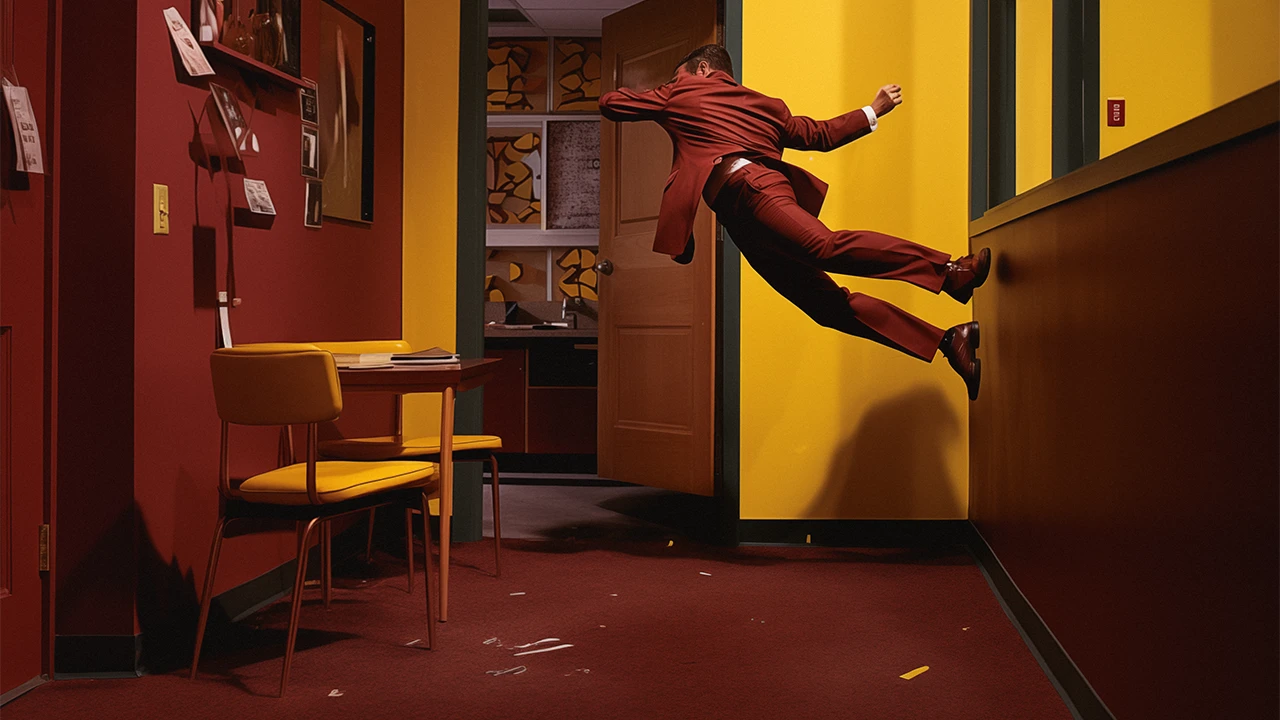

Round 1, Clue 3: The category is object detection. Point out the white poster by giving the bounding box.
[163,7,215,77]
[2,82,44,175]
[243,178,277,215]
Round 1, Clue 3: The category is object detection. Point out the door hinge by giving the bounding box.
[38,524,50,572]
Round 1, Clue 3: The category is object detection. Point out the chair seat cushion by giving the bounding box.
[319,435,503,461]
[234,460,438,505]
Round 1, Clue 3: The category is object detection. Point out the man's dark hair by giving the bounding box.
[675,44,734,76]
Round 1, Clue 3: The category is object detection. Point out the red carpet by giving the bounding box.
[7,539,1071,719]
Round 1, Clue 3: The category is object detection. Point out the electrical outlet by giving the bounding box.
[153,184,170,235]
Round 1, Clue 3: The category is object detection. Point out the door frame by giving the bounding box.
[453,0,744,545]
[450,0,488,543]
[0,0,61,701]
[714,0,743,544]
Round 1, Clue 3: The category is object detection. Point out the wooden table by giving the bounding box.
[338,358,502,622]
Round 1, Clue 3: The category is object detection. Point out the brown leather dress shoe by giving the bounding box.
[940,321,981,401]
[943,247,991,304]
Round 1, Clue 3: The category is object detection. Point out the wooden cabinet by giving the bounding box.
[482,348,527,453]
[483,338,597,455]
[527,387,597,454]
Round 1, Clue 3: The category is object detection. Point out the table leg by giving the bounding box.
[438,385,455,622]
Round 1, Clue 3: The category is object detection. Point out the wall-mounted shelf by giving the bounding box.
[486,228,599,248]
[200,41,307,89]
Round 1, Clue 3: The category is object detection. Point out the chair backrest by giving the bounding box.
[310,339,412,355]
[209,344,342,426]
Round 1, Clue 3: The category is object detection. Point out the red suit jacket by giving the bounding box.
[599,70,874,257]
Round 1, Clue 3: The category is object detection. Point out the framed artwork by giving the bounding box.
[300,125,319,178]
[487,38,548,113]
[304,180,323,228]
[318,0,375,223]
[486,126,542,226]
[299,79,318,124]
[552,38,601,112]
[545,120,599,229]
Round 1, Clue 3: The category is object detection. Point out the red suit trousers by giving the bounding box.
[711,162,950,361]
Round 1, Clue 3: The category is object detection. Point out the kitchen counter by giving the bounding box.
[484,324,598,339]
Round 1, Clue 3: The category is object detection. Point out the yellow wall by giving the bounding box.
[1100,0,1279,156]
[740,0,971,520]
[402,1,461,438]
[1016,0,1053,193]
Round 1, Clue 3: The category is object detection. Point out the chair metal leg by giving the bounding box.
[189,515,228,680]
[281,517,321,697]
[404,507,414,594]
[420,493,437,650]
[321,521,333,610]
[489,454,502,578]
[365,507,377,563]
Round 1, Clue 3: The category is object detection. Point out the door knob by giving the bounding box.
[594,259,614,276]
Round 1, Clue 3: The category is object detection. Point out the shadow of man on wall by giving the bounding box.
[806,386,963,520]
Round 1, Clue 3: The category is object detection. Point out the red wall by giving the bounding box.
[56,0,141,641]
[56,0,406,648]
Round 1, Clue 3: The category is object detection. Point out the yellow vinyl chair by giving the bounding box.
[310,341,504,588]
[189,344,439,697]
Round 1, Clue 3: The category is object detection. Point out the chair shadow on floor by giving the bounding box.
[135,497,367,685]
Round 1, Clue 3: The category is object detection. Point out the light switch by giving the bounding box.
[153,183,170,235]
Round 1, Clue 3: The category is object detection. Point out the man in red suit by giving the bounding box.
[600,45,990,400]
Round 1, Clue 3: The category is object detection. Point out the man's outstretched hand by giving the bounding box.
[871,84,903,117]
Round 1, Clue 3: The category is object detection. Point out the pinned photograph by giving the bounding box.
[305,180,323,228]
[209,83,249,159]
[3,81,45,174]
[243,178,277,215]
[163,7,214,77]
[301,125,320,178]
[299,80,319,125]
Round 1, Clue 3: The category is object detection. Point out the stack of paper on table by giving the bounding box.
[391,347,461,367]
[330,347,460,369]
[330,352,393,369]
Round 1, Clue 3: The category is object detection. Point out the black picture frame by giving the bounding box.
[318,0,375,223]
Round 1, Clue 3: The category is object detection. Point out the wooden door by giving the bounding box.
[598,0,718,495]
[0,0,54,697]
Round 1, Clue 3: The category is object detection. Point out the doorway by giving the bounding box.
[459,0,741,543]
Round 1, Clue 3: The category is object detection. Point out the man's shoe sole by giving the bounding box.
[948,248,992,304]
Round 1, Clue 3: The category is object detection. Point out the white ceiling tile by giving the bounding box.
[523,8,613,30]
[511,0,632,9]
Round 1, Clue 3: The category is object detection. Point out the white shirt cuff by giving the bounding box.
[861,105,878,131]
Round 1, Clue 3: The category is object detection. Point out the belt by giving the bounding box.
[703,155,753,204]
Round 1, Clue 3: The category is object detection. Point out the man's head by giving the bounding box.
[673,44,733,80]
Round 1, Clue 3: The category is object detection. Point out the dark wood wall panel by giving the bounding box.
[970,126,1279,719]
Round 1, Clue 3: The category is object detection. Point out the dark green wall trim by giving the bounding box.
[717,0,742,546]
[966,524,1115,720]
[1052,0,1100,177]
[453,0,488,542]
[214,559,296,624]
[0,675,48,706]
[988,0,1018,207]
[971,0,1018,217]
[738,520,970,548]
[53,635,142,678]
[969,0,990,221]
